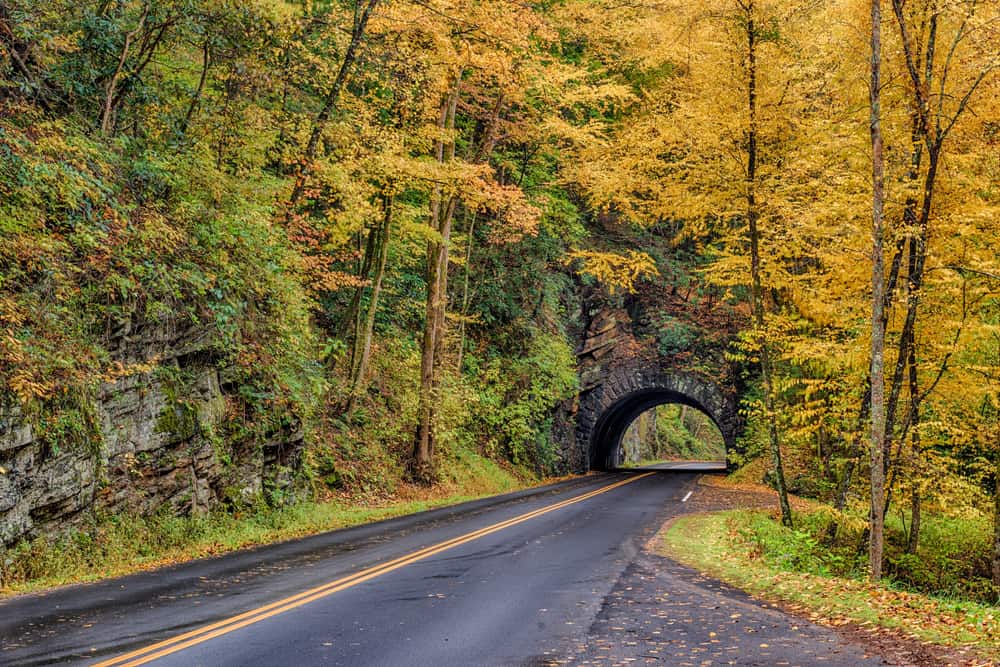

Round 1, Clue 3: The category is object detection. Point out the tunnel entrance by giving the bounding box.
[618,403,726,469]
[575,366,741,471]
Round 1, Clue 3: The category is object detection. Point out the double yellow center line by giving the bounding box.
[94,472,654,667]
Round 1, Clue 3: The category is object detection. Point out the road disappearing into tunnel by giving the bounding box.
[1,471,883,667]
[615,403,727,470]
[577,366,741,471]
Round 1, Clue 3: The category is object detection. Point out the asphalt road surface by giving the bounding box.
[0,471,886,666]
[629,461,728,472]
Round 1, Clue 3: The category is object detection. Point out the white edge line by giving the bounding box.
[681,491,693,503]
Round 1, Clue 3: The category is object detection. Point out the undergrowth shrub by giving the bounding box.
[468,331,578,473]
[728,506,998,604]
[1,114,321,463]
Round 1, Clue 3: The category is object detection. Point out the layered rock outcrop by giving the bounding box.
[0,318,302,548]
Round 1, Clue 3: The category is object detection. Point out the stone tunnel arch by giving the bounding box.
[577,365,742,470]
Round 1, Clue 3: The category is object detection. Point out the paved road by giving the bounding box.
[624,461,728,472]
[0,472,886,666]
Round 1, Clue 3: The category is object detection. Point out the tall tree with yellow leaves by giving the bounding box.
[406,0,553,478]
[868,0,888,584]
[565,0,841,526]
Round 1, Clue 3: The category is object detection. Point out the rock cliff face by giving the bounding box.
[0,318,303,548]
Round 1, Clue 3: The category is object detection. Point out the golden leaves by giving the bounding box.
[566,250,659,295]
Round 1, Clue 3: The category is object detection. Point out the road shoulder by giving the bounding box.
[551,477,882,666]
[654,479,996,667]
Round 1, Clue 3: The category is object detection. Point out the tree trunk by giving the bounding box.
[100,4,148,135]
[288,0,380,208]
[340,218,380,344]
[413,84,460,479]
[868,0,888,584]
[455,210,477,374]
[431,195,458,367]
[413,98,449,479]
[993,440,1000,588]
[879,46,943,516]
[903,304,922,554]
[346,193,393,414]
[745,0,793,528]
[834,434,862,513]
[178,39,211,139]
[907,485,921,555]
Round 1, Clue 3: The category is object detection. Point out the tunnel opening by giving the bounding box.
[618,403,725,469]
[588,389,729,470]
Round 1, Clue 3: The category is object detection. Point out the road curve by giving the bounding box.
[1,472,885,666]
[0,473,682,665]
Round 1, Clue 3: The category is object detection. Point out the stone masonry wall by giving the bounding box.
[554,301,743,472]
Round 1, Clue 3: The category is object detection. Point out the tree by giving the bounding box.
[407,0,555,478]
[740,0,793,529]
[565,0,827,526]
[868,0,888,584]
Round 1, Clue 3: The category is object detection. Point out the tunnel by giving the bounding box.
[590,390,727,469]
[575,366,741,472]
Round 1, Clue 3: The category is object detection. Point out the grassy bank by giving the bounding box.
[659,510,1000,660]
[0,452,539,597]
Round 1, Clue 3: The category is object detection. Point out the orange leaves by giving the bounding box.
[1,331,94,404]
[284,211,367,296]
[99,358,162,384]
[472,181,541,244]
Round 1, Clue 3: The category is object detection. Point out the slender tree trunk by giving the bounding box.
[346,193,393,414]
[745,0,792,528]
[413,99,449,479]
[100,4,148,135]
[905,484,921,554]
[413,81,502,477]
[288,0,380,208]
[341,220,380,344]
[993,426,1000,588]
[447,92,501,377]
[868,0,888,584]
[426,110,460,466]
[455,211,477,374]
[413,84,460,479]
[178,39,211,139]
[883,152,938,482]
[993,339,1000,588]
[904,293,922,553]
[838,237,906,522]
[834,434,862,513]
[882,3,988,529]
[432,195,458,367]
[824,387,871,546]
[435,92,501,376]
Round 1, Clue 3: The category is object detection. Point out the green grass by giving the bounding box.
[0,462,535,597]
[659,511,1000,660]
[619,457,724,468]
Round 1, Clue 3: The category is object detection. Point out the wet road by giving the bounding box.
[0,471,886,666]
